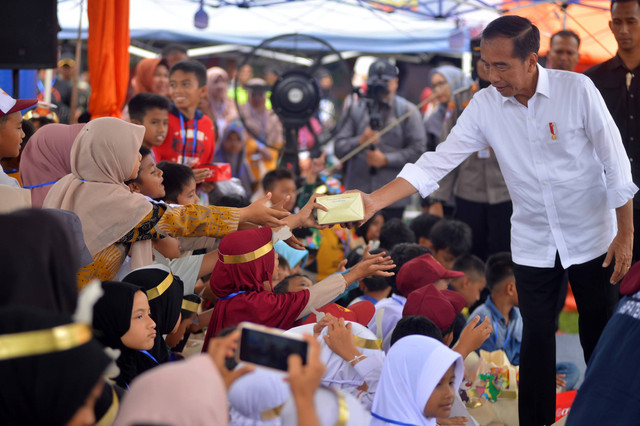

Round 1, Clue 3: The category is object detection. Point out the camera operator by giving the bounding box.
[335,59,426,220]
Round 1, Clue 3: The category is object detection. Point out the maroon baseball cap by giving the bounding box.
[403,284,466,333]
[0,89,37,118]
[396,253,465,297]
[621,262,640,296]
[302,300,375,326]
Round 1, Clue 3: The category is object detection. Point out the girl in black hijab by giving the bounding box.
[0,209,85,313]
[0,306,110,426]
[93,281,157,389]
[123,265,184,368]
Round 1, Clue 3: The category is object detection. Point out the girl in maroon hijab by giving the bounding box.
[203,226,395,348]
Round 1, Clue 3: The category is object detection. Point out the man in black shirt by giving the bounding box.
[585,0,640,260]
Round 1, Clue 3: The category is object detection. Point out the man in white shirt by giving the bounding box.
[354,16,637,426]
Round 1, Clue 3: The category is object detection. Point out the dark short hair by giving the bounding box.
[181,293,202,320]
[128,93,170,122]
[482,15,540,61]
[611,0,640,11]
[452,254,485,279]
[156,161,195,203]
[273,273,308,295]
[170,60,207,87]
[213,194,251,208]
[0,114,9,128]
[429,219,472,257]
[387,243,431,293]
[550,30,581,48]
[410,213,442,241]
[390,315,444,347]
[262,168,295,192]
[485,252,514,292]
[162,44,188,58]
[124,146,153,185]
[379,218,415,251]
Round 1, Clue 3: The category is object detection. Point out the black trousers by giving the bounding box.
[633,209,640,263]
[453,197,512,261]
[514,253,618,426]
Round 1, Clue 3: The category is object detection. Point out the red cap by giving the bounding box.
[402,284,466,333]
[302,301,375,326]
[396,253,464,297]
[621,262,640,296]
[0,89,37,118]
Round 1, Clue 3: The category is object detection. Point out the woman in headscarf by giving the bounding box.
[205,66,238,137]
[203,226,396,348]
[131,58,170,96]
[20,123,85,207]
[93,281,157,389]
[122,265,184,367]
[423,65,472,151]
[0,306,110,426]
[229,367,291,425]
[43,117,288,288]
[212,120,255,197]
[0,209,82,314]
[280,386,371,426]
[371,335,464,426]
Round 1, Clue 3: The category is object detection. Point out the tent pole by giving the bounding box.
[70,0,84,124]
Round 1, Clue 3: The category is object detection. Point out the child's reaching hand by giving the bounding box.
[238,193,290,227]
[342,245,395,285]
[453,315,493,359]
[191,166,212,184]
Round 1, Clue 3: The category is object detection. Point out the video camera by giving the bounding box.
[361,83,389,133]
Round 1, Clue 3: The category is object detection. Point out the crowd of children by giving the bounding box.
[0,50,587,426]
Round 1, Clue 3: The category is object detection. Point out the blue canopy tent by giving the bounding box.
[57,0,484,54]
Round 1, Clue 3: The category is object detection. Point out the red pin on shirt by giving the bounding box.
[549,122,557,141]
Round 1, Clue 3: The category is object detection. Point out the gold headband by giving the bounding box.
[260,404,284,421]
[146,273,174,301]
[221,241,273,264]
[96,387,119,426]
[331,388,350,426]
[0,323,92,361]
[353,335,382,350]
[181,299,200,313]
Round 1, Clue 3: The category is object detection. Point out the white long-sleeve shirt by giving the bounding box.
[399,65,637,268]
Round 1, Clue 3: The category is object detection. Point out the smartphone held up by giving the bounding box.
[237,322,309,372]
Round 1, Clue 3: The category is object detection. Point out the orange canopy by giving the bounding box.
[504,1,617,72]
[87,0,130,118]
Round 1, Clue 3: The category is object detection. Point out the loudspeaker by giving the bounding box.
[0,0,58,69]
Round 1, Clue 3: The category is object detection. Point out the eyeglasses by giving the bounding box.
[432,81,449,89]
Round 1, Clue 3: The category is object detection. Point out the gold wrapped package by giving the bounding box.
[316,193,364,225]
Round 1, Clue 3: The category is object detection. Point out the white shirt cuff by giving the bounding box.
[353,355,383,381]
[397,163,439,198]
[606,182,639,209]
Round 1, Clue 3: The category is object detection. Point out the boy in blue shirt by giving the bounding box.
[469,252,578,390]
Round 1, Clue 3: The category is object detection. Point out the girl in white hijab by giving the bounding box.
[281,386,371,426]
[287,318,384,411]
[228,367,291,426]
[319,320,385,410]
[371,335,464,426]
